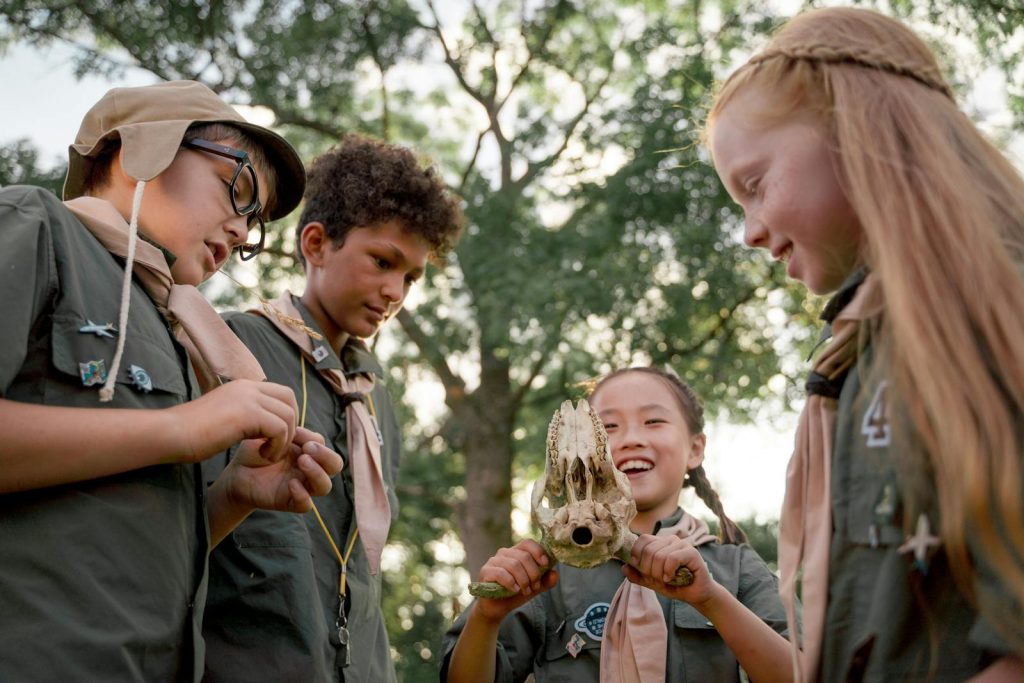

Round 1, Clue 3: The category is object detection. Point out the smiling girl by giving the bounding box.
[441,367,789,683]
[706,7,1024,681]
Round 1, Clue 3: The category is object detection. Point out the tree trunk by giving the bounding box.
[456,350,515,577]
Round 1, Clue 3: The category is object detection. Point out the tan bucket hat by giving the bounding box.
[63,80,305,220]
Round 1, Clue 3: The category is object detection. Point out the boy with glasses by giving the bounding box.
[181,137,269,259]
[202,134,464,682]
[0,80,343,681]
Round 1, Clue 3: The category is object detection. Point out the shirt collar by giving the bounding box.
[809,267,869,356]
[290,294,383,378]
[652,507,685,534]
[820,267,868,324]
[65,195,177,267]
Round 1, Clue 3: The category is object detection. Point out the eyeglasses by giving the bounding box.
[182,138,266,260]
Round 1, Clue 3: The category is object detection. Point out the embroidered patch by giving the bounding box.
[79,359,107,386]
[861,380,891,447]
[574,601,609,640]
[565,633,587,658]
[127,364,153,393]
[311,345,329,363]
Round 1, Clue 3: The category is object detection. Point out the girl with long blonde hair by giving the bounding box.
[704,6,1024,681]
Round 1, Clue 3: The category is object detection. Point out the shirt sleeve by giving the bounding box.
[438,598,543,683]
[736,545,794,639]
[0,187,59,393]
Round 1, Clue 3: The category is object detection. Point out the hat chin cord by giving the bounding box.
[99,179,146,402]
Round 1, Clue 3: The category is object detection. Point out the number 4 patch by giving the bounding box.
[861,380,891,448]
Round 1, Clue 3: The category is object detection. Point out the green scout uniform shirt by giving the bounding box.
[202,296,401,683]
[0,185,209,681]
[817,271,1013,681]
[440,507,789,683]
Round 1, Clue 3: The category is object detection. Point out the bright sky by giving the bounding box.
[1,16,1019,525]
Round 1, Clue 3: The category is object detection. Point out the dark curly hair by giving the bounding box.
[295,134,463,268]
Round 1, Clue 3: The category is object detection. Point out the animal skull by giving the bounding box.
[531,399,636,568]
[467,398,694,599]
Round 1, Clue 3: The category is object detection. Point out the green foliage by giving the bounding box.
[708,516,780,571]
[2,0,1019,677]
[886,0,1024,127]
[380,358,466,680]
[0,139,64,195]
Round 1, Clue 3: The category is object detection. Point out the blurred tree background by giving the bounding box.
[2,0,1020,678]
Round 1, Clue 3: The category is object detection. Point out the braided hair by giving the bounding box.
[591,366,748,545]
[706,6,1024,657]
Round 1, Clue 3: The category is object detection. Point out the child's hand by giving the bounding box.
[623,534,716,606]
[221,427,343,513]
[472,539,559,623]
[171,379,298,464]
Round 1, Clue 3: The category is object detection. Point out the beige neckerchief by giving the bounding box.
[65,196,265,394]
[779,272,883,682]
[600,510,718,682]
[254,292,391,575]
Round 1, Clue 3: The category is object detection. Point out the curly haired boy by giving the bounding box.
[202,134,463,683]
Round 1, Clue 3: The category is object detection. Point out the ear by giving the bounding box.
[103,148,135,192]
[686,432,706,471]
[85,149,134,213]
[300,222,329,268]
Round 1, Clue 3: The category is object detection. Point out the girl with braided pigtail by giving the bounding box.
[442,366,790,682]
[657,367,751,545]
[704,6,1024,681]
[686,466,748,545]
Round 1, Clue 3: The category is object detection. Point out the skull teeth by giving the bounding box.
[618,459,653,473]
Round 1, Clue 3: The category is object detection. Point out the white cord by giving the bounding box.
[99,179,145,402]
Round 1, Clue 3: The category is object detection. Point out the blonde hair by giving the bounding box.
[707,6,1024,656]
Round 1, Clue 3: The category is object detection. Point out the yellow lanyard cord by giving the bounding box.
[301,355,363,599]
[312,505,360,598]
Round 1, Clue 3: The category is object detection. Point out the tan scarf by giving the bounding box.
[65,196,265,395]
[255,292,392,575]
[600,510,718,682]
[779,273,883,682]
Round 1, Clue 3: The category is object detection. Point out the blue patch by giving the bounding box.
[574,602,609,640]
[127,364,152,393]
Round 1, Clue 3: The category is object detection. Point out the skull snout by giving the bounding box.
[571,526,594,547]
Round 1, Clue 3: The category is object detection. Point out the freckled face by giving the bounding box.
[710,87,863,295]
[138,139,270,286]
[591,372,704,522]
[301,220,430,341]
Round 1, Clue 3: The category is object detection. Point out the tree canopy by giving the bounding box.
[2,1,1020,677]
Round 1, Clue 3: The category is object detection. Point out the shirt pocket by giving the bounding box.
[673,603,717,631]
[672,603,739,682]
[845,471,905,548]
[539,623,601,680]
[50,312,187,404]
[231,509,312,550]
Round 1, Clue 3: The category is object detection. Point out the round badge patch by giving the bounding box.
[574,602,610,640]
